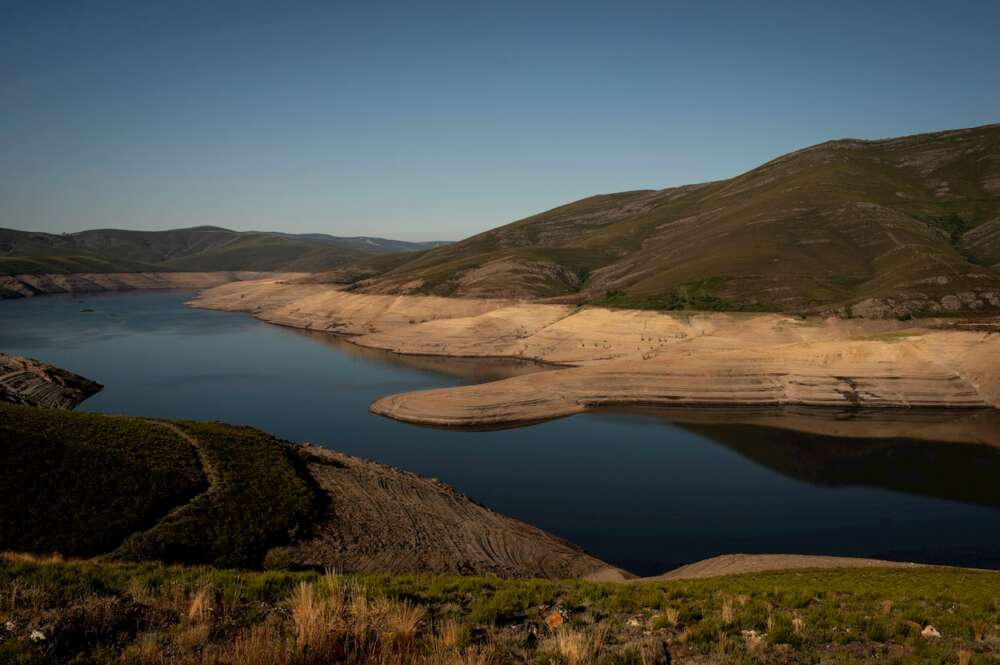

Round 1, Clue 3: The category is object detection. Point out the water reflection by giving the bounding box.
[289,328,551,384]
[593,407,1000,509]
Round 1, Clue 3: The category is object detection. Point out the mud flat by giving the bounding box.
[191,278,1000,428]
[0,271,297,299]
[0,354,102,409]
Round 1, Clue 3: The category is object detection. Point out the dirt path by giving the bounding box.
[142,421,220,520]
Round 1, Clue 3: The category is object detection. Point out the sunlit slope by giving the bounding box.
[354,124,1000,315]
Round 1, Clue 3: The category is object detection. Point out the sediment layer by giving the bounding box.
[191,278,1000,427]
[0,354,102,409]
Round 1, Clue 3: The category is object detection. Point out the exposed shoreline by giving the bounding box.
[0,271,300,300]
[189,277,1000,429]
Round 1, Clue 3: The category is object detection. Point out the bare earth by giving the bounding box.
[646,554,923,582]
[280,446,625,580]
[0,353,102,409]
[191,277,1000,429]
[0,271,300,299]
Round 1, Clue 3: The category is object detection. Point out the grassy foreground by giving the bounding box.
[0,554,996,664]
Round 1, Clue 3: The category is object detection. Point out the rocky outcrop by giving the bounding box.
[0,354,102,409]
[278,446,625,579]
[0,271,292,300]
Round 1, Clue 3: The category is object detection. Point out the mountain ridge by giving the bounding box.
[0,226,448,275]
[334,123,1000,316]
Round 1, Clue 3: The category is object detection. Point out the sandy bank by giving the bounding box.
[644,554,924,582]
[0,271,298,299]
[190,278,1000,427]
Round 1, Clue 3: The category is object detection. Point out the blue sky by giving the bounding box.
[2,1,998,241]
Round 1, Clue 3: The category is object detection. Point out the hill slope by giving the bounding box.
[0,226,444,274]
[0,404,614,578]
[346,123,1000,316]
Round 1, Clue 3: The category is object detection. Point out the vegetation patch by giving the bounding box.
[591,278,772,312]
[0,405,321,568]
[117,422,320,569]
[0,404,206,556]
[0,556,997,664]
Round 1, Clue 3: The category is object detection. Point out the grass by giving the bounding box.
[0,404,206,556]
[0,555,997,664]
[0,405,321,568]
[116,421,320,568]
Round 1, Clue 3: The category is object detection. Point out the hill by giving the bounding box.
[0,403,614,578]
[0,226,445,275]
[340,123,1000,317]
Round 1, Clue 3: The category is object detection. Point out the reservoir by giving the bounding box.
[2,290,998,576]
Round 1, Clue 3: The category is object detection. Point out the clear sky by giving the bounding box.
[2,1,998,241]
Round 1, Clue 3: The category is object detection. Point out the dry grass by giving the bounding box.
[544,625,607,665]
[970,618,988,642]
[289,581,332,659]
[188,585,214,623]
[434,619,463,651]
[2,551,65,565]
[385,600,426,639]
[721,597,734,625]
[224,622,290,665]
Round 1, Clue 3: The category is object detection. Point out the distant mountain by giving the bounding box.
[0,225,449,274]
[343,123,1000,316]
[260,231,449,253]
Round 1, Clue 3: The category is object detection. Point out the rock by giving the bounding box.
[0,354,103,409]
[941,295,962,312]
[921,624,941,639]
[30,630,46,642]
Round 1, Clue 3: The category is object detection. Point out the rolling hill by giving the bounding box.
[0,403,612,577]
[0,226,446,274]
[337,123,1000,316]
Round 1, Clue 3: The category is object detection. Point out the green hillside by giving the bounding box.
[0,226,442,274]
[351,124,1000,316]
[0,404,319,567]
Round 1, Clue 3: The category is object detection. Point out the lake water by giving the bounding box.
[2,290,999,576]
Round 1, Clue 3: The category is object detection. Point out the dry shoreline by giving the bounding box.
[0,271,300,299]
[190,277,1000,430]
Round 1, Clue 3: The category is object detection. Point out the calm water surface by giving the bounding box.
[2,291,999,576]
